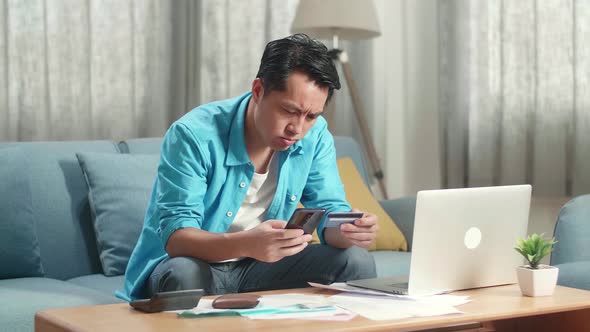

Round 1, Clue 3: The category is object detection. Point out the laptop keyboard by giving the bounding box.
[387,282,409,294]
[389,282,409,288]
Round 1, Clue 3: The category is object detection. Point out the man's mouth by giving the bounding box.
[279,137,297,146]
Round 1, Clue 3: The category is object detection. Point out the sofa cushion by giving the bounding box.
[77,152,159,276]
[67,274,126,299]
[337,158,407,251]
[310,158,408,251]
[0,277,118,332]
[0,147,44,279]
[119,137,163,154]
[0,141,120,280]
[371,250,411,277]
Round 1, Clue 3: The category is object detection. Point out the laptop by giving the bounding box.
[347,185,531,296]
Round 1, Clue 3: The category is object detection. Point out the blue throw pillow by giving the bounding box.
[76,152,159,276]
[0,147,45,278]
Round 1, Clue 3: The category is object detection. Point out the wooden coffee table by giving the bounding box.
[36,285,590,332]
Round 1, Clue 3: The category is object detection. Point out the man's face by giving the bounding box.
[251,72,329,151]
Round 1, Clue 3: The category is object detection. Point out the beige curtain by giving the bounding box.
[0,0,297,142]
[439,0,590,196]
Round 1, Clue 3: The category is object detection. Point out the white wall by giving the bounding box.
[371,0,442,199]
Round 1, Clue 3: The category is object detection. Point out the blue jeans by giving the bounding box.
[147,244,376,295]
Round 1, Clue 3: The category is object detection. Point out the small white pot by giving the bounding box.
[516,264,559,297]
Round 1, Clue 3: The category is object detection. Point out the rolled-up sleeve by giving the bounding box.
[156,123,209,247]
[300,126,351,244]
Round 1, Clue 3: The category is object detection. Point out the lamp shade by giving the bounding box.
[291,0,381,40]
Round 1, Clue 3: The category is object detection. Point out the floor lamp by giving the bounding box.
[291,0,388,199]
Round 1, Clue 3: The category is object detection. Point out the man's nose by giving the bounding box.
[287,116,305,135]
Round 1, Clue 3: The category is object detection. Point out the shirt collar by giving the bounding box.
[226,92,252,166]
[288,139,304,155]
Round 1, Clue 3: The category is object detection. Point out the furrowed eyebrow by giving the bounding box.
[282,102,323,117]
[307,111,324,117]
[281,102,303,113]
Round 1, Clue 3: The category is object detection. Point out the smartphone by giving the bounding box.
[324,211,364,228]
[129,289,204,313]
[285,208,326,234]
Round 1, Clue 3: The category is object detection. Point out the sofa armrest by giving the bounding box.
[554,261,590,291]
[550,194,590,266]
[379,197,416,251]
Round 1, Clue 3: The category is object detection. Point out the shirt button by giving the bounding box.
[239,182,246,188]
[290,195,297,202]
[226,211,233,217]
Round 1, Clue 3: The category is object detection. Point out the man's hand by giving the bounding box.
[242,220,313,263]
[325,209,379,249]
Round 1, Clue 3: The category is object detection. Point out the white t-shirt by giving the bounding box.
[219,154,278,262]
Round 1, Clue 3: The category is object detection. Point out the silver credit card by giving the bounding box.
[325,212,363,228]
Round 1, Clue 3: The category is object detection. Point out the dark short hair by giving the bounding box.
[256,33,341,105]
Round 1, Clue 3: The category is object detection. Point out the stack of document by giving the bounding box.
[177,293,357,321]
[309,282,470,321]
[177,284,470,321]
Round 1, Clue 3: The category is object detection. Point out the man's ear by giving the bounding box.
[251,78,264,104]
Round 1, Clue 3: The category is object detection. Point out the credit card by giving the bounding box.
[324,212,363,228]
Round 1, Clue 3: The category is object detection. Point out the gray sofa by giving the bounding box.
[0,136,415,332]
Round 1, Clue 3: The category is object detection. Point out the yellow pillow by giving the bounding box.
[308,158,408,251]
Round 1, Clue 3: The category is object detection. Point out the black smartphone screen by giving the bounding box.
[285,208,326,234]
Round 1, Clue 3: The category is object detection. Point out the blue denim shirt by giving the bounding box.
[117,92,350,301]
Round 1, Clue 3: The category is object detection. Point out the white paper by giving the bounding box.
[258,293,333,308]
[329,293,464,321]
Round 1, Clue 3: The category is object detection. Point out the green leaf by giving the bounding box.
[514,233,557,268]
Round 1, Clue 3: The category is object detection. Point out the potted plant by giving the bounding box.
[514,233,559,296]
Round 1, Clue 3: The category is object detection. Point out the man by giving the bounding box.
[118,34,378,301]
